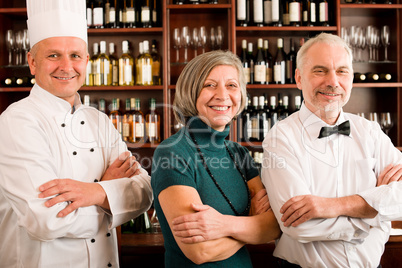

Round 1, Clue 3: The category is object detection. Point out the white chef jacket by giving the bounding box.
[0,84,153,268]
[261,103,402,268]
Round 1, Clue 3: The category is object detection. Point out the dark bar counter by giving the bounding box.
[119,222,402,268]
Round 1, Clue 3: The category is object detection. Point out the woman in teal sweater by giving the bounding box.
[151,50,280,267]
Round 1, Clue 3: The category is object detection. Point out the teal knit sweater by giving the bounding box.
[151,117,259,267]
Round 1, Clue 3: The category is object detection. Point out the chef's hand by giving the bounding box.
[101,151,141,181]
[39,179,109,217]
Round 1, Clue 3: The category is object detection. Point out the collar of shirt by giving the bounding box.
[299,102,354,141]
[29,84,83,115]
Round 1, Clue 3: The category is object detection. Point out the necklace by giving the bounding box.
[189,131,251,216]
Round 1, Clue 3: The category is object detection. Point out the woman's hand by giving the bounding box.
[249,188,270,216]
[171,203,230,244]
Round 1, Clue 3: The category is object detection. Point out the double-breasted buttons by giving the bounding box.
[108,263,112,267]
[61,123,66,127]
[106,232,111,237]
[91,238,95,243]
[94,179,99,182]
[90,148,95,152]
[73,151,77,155]
[81,121,85,125]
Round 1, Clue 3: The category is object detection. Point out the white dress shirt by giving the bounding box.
[0,84,153,268]
[261,103,402,268]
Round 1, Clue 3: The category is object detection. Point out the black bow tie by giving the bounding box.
[318,120,351,138]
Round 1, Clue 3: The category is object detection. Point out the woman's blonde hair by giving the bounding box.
[173,50,247,125]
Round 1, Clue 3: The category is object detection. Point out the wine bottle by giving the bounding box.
[264,0,272,26]
[366,72,380,82]
[189,0,200,3]
[379,73,392,82]
[109,98,123,136]
[318,0,329,26]
[175,0,185,4]
[119,40,134,86]
[286,38,297,84]
[125,0,137,28]
[90,43,100,86]
[244,96,253,141]
[96,41,111,86]
[86,0,94,28]
[271,0,283,26]
[259,95,269,140]
[263,40,273,84]
[16,77,29,87]
[84,94,91,107]
[122,98,133,142]
[279,95,290,120]
[250,96,260,141]
[353,73,366,83]
[269,95,278,127]
[145,98,161,143]
[109,42,119,86]
[273,38,286,84]
[92,0,104,28]
[138,40,153,86]
[141,0,152,28]
[294,95,301,112]
[263,94,271,129]
[132,98,145,143]
[276,93,284,120]
[247,42,255,84]
[289,0,301,26]
[136,42,144,86]
[237,0,250,27]
[254,38,267,84]
[99,98,107,114]
[282,0,290,26]
[308,0,316,26]
[240,40,251,84]
[133,212,151,234]
[105,0,119,28]
[209,0,219,3]
[151,40,162,86]
[152,0,159,27]
[253,0,264,27]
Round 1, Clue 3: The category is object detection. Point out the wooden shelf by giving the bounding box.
[340,4,402,9]
[88,27,163,36]
[236,26,338,32]
[167,3,231,9]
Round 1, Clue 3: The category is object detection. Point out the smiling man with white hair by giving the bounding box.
[261,33,402,268]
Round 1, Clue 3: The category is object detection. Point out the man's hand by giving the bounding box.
[250,188,270,216]
[102,151,141,181]
[280,195,338,227]
[377,163,402,186]
[39,179,107,217]
[171,203,229,244]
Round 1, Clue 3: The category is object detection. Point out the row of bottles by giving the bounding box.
[237,93,301,142]
[121,208,161,234]
[85,39,162,87]
[174,0,219,3]
[353,72,394,83]
[240,37,302,85]
[236,0,331,27]
[344,0,393,3]
[83,96,161,143]
[86,0,161,29]
[1,76,35,87]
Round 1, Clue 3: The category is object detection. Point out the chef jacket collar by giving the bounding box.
[30,83,82,115]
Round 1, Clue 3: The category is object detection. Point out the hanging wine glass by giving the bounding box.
[366,25,374,62]
[216,26,224,50]
[380,112,394,136]
[199,26,207,54]
[15,31,24,66]
[210,27,216,50]
[22,29,30,66]
[181,26,190,64]
[191,27,199,58]
[173,28,181,63]
[5,30,15,66]
[381,25,390,62]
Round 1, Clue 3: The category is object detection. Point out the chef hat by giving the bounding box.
[26,0,88,48]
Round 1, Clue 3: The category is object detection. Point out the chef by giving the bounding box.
[0,0,153,267]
